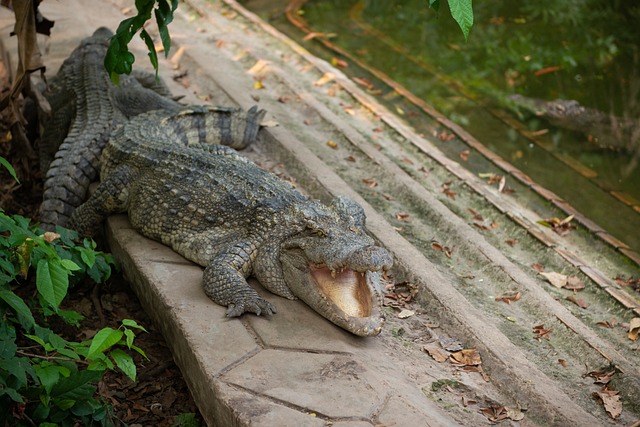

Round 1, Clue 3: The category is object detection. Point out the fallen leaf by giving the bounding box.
[253,80,265,90]
[441,182,457,200]
[353,77,374,90]
[480,405,509,422]
[540,271,568,288]
[372,127,384,132]
[629,317,640,341]
[437,129,455,141]
[505,239,519,246]
[593,389,622,419]
[345,155,356,162]
[422,343,449,362]
[397,309,415,319]
[498,176,506,192]
[450,349,481,366]
[362,177,378,188]
[596,318,617,328]
[277,96,289,103]
[495,290,521,304]
[431,242,444,252]
[558,359,567,367]
[467,208,483,221]
[395,212,410,221]
[537,215,576,236]
[531,263,545,272]
[459,150,470,161]
[533,324,552,340]
[330,57,348,68]
[313,72,335,86]
[586,370,615,385]
[506,406,525,421]
[565,276,585,291]
[566,295,589,309]
[42,231,60,243]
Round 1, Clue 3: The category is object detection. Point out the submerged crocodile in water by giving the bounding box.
[68,107,392,336]
[38,27,182,230]
[509,94,640,152]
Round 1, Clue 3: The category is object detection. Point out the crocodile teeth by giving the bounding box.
[331,270,336,279]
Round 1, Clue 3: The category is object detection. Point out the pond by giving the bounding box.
[241,0,640,253]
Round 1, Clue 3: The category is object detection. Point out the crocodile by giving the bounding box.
[68,107,392,336]
[38,27,182,230]
[509,94,640,151]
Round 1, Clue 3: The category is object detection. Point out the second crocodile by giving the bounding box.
[69,107,393,336]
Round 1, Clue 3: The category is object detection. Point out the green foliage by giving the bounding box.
[428,0,474,40]
[105,0,179,85]
[172,412,200,427]
[0,211,148,426]
[0,155,19,183]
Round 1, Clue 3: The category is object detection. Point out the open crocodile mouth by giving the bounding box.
[310,264,372,318]
[280,248,387,336]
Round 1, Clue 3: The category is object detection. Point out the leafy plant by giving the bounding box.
[428,0,474,40]
[0,211,148,426]
[0,155,19,183]
[105,0,179,84]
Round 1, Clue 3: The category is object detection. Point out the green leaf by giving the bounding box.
[35,364,60,394]
[0,289,36,329]
[124,329,135,349]
[36,258,69,309]
[87,327,124,359]
[122,318,148,332]
[448,0,473,40]
[50,369,101,397]
[0,155,19,183]
[0,322,17,359]
[60,259,81,271]
[140,29,159,78]
[57,309,84,327]
[79,247,96,268]
[1,386,24,403]
[2,357,28,388]
[110,348,137,381]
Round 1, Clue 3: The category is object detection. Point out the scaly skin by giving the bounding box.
[509,94,639,151]
[69,107,392,336]
[39,28,181,230]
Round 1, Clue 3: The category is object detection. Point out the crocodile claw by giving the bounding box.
[226,298,277,317]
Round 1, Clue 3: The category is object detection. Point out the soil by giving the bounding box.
[1,120,204,426]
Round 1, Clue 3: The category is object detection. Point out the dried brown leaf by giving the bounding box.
[531,263,545,272]
[566,295,589,309]
[565,275,585,291]
[540,271,568,288]
[326,140,338,149]
[459,150,470,161]
[495,291,521,304]
[505,239,519,246]
[422,343,449,363]
[449,349,482,366]
[593,389,622,419]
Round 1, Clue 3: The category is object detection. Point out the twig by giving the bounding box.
[16,350,89,365]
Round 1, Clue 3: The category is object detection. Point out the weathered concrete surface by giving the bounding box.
[6,0,639,425]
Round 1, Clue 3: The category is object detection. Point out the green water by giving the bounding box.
[242,0,640,252]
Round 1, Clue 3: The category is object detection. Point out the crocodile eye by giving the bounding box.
[305,224,326,237]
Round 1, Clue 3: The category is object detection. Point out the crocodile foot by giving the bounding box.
[225,297,277,317]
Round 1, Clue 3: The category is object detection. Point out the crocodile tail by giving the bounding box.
[157,106,267,150]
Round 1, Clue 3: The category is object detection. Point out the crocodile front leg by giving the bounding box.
[254,242,297,300]
[203,241,277,317]
[67,165,133,236]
